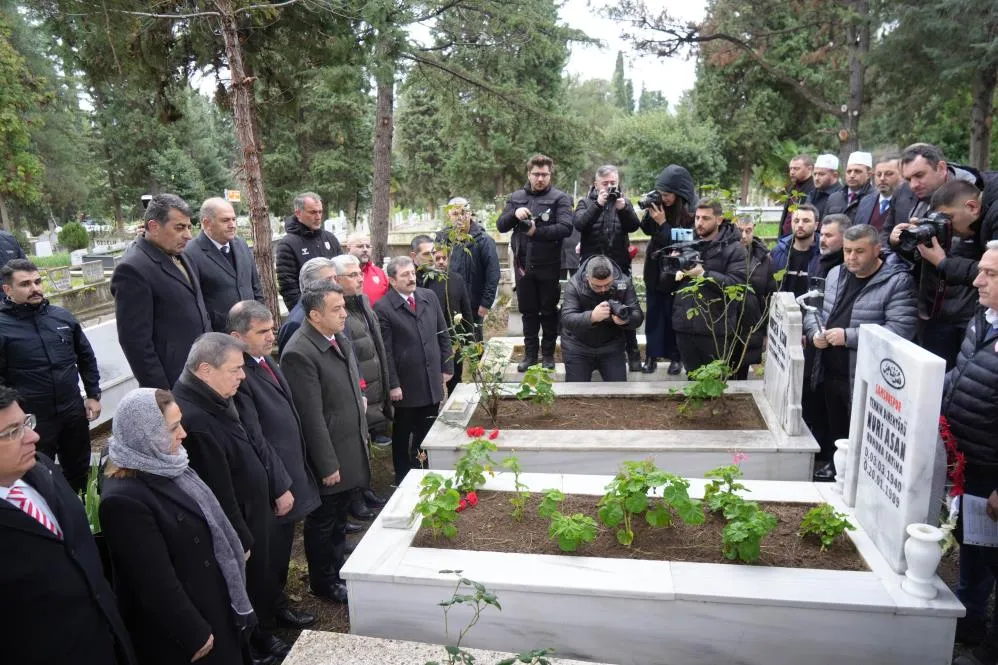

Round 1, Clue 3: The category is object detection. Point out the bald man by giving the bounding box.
[184,197,264,331]
[346,232,389,304]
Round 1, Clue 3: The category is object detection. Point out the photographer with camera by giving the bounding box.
[666,199,747,374]
[638,164,696,375]
[574,165,642,371]
[497,154,573,371]
[559,255,643,382]
[890,143,998,368]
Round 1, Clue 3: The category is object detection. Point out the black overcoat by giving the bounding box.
[184,232,263,332]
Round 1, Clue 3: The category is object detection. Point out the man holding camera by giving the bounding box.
[497,154,573,371]
[559,255,643,382]
[573,165,643,371]
[669,199,746,373]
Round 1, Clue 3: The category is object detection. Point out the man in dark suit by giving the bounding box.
[281,283,371,604]
[111,194,211,389]
[854,153,916,242]
[185,197,263,331]
[229,300,320,637]
[373,256,453,486]
[0,385,135,664]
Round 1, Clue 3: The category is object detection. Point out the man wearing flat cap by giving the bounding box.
[825,151,875,223]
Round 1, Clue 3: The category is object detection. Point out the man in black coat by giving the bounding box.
[374,256,453,486]
[854,154,916,240]
[275,192,342,310]
[734,217,777,379]
[184,197,263,332]
[111,193,211,389]
[229,300,320,637]
[0,228,26,264]
[807,154,844,221]
[560,255,643,382]
[0,386,135,665]
[824,151,875,223]
[173,332,288,661]
[573,165,643,371]
[0,259,101,493]
[779,154,816,236]
[496,154,573,370]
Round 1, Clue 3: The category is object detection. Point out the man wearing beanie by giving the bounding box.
[826,151,875,223]
[808,154,844,221]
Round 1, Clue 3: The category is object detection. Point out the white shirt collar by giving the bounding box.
[204,233,228,251]
[985,309,998,328]
[394,288,414,302]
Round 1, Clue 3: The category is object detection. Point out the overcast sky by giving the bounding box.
[560,0,707,108]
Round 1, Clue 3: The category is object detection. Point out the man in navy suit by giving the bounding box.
[185,197,264,332]
[111,194,211,389]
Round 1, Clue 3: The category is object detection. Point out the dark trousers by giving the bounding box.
[625,329,640,358]
[802,348,829,455]
[516,271,560,357]
[35,402,91,494]
[269,520,296,617]
[303,492,351,590]
[562,339,627,382]
[822,375,852,462]
[676,334,719,373]
[918,318,966,370]
[446,355,463,396]
[644,290,679,361]
[245,512,275,629]
[391,403,439,485]
[957,541,998,645]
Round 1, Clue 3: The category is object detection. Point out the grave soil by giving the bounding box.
[468,394,766,430]
[511,344,646,364]
[413,490,866,571]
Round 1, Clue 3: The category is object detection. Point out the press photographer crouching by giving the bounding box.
[666,199,747,373]
[559,255,644,382]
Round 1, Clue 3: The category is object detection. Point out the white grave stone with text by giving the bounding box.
[762,292,805,434]
[843,325,947,573]
[81,260,104,284]
[33,240,52,257]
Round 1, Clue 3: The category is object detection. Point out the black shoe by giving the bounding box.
[541,356,555,370]
[345,540,356,555]
[275,606,317,629]
[956,616,988,646]
[641,357,657,374]
[251,632,291,658]
[628,355,643,372]
[249,649,278,665]
[345,521,364,534]
[349,498,375,521]
[363,488,388,507]
[516,355,538,372]
[812,462,836,482]
[311,581,348,604]
[667,360,681,375]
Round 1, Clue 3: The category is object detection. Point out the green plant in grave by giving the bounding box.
[411,473,462,539]
[702,461,749,515]
[83,461,102,534]
[547,512,598,552]
[597,460,704,546]
[721,500,778,563]
[515,364,555,414]
[453,438,498,495]
[537,488,564,519]
[501,454,529,521]
[798,503,855,551]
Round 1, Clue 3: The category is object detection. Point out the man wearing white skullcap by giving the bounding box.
[825,151,875,222]
[808,154,844,220]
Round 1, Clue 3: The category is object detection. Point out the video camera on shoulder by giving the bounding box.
[898,211,953,252]
[517,208,551,233]
[653,238,709,273]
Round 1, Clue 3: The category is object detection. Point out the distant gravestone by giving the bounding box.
[843,325,947,573]
[47,267,73,292]
[33,240,53,258]
[70,250,87,266]
[762,292,806,435]
[81,260,104,284]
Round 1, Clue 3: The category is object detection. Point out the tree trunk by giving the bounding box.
[970,65,998,173]
[371,55,394,268]
[215,0,280,319]
[0,193,10,232]
[740,159,752,203]
[839,0,869,164]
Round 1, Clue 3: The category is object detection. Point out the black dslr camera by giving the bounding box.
[898,211,953,252]
[517,208,551,233]
[654,240,709,273]
[638,190,663,210]
[606,298,632,319]
[605,186,621,204]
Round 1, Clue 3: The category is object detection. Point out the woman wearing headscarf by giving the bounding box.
[638,164,697,375]
[100,388,253,665]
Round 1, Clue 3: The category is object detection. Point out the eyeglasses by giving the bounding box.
[0,414,36,441]
[343,271,362,278]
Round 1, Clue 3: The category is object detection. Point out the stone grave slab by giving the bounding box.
[33,240,52,257]
[81,260,105,284]
[46,266,73,292]
[843,324,947,573]
[762,291,806,435]
[70,249,86,266]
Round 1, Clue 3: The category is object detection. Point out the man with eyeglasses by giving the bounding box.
[345,232,389,304]
[0,259,102,494]
[497,154,574,371]
[0,386,136,664]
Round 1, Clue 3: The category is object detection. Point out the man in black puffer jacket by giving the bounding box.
[0,259,101,493]
[668,199,747,374]
[733,216,776,380]
[497,154,573,371]
[943,242,998,661]
[275,192,342,310]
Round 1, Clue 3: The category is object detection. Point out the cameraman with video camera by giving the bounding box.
[560,255,644,382]
[497,154,574,371]
[666,199,747,373]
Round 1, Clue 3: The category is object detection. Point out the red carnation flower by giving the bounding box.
[456,499,468,513]
[488,428,499,440]
[466,426,485,438]
[465,491,479,507]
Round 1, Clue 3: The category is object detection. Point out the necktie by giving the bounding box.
[407,295,416,313]
[221,244,236,268]
[258,358,280,387]
[221,243,230,255]
[880,199,890,215]
[848,191,856,205]
[172,256,191,285]
[330,338,341,354]
[7,484,61,538]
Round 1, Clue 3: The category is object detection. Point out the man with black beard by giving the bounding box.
[807,154,843,221]
[813,214,848,281]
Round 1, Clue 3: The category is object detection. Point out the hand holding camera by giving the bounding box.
[591,300,629,325]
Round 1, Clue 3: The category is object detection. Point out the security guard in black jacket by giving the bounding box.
[0,260,101,493]
[497,154,573,371]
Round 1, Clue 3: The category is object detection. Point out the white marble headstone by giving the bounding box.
[762,292,806,435]
[843,325,947,573]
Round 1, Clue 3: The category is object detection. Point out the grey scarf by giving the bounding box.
[108,388,255,626]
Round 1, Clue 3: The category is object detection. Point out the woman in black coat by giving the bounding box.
[100,388,252,665]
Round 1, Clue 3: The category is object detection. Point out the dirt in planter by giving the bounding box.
[511,345,646,364]
[413,491,866,571]
[467,394,765,430]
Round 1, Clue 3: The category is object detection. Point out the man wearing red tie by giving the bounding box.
[281,283,370,604]
[0,385,136,664]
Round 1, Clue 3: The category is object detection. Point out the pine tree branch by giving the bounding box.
[96,0,305,21]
